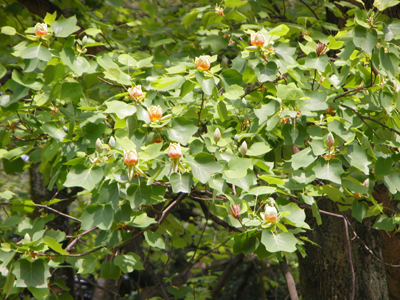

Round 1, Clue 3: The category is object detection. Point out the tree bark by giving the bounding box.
[297,198,389,300]
[373,184,400,300]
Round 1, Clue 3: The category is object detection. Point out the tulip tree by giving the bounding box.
[1,0,400,299]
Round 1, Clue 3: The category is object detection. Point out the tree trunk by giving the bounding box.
[297,198,389,300]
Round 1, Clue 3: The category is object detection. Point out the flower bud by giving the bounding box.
[96,138,103,153]
[215,5,224,16]
[168,143,182,160]
[239,141,247,156]
[229,204,241,219]
[326,132,335,148]
[124,149,138,166]
[250,32,265,47]
[108,136,115,148]
[241,98,247,106]
[316,42,327,56]
[234,134,239,142]
[34,23,48,37]
[261,205,277,223]
[128,85,144,103]
[195,55,211,71]
[148,105,163,122]
[214,128,221,143]
[363,178,370,188]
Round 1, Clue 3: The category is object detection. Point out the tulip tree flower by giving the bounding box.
[128,85,144,103]
[251,32,266,47]
[34,23,48,37]
[214,128,221,143]
[195,55,211,71]
[229,204,241,219]
[148,105,163,122]
[124,149,138,181]
[168,143,182,174]
[261,205,278,223]
[240,141,247,157]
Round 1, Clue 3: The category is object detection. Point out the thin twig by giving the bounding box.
[65,226,97,251]
[157,193,187,224]
[341,103,400,136]
[343,217,355,300]
[279,257,299,300]
[298,0,319,20]
[35,203,82,223]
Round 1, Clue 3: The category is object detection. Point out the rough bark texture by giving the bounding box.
[297,198,389,300]
[373,184,400,300]
[17,0,65,18]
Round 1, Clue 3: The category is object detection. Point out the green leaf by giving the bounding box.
[267,24,290,36]
[375,156,393,176]
[1,26,16,35]
[353,26,377,54]
[279,203,309,228]
[261,231,298,253]
[80,204,114,230]
[373,214,396,231]
[43,236,68,254]
[352,200,368,222]
[233,230,259,255]
[52,16,80,38]
[383,19,400,41]
[20,45,52,62]
[383,171,400,194]
[195,72,215,96]
[44,11,57,25]
[313,158,343,185]
[346,143,370,174]
[254,101,280,124]
[217,101,229,122]
[42,122,67,141]
[170,173,193,193]
[126,182,166,208]
[225,0,248,7]
[291,148,316,170]
[247,142,272,156]
[118,54,137,67]
[276,82,303,100]
[64,165,104,191]
[182,9,199,28]
[255,62,278,83]
[166,118,198,144]
[223,157,252,178]
[100,261,120,280]
[13,259,50,288]
[144,231,166,249]
[105,101,137,119]
[223,84,244,100]
[114,252,144,273]
[200,35,228,53]
[247,186,276,196]
[61,82,83,103]
[188,153,223,183]
[304,53,329,73]
[0,63,6,80]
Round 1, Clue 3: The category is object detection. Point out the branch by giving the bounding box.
[210,253,245,299]
[35,203,82,223]
[65,226,97,252]
[157,193,187,224]
[193,198,242,233]
[298,0,319,20]
[279,257,299,300]
[341,103,400,136]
